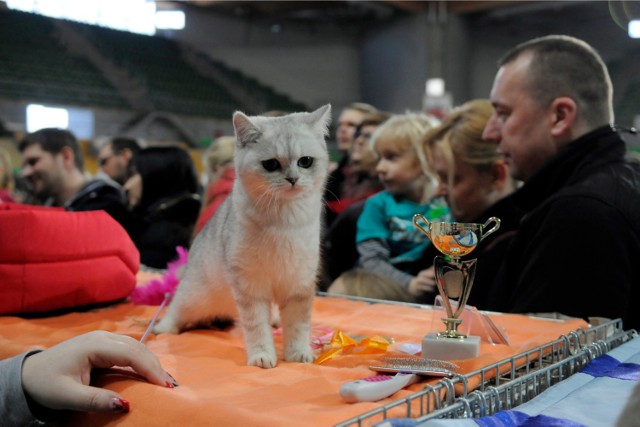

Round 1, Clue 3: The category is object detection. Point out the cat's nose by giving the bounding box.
[286,177,298,186]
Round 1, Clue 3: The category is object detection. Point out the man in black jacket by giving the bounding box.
[19,128,133,235]
[481,35,640,330]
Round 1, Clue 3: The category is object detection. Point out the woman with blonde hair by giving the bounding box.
[423,99,519,222]
[422,99,523,308]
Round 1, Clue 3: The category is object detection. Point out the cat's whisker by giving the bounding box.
[323,186,339,204]
[255,184,275,213]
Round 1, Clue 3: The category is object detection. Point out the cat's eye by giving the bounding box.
[297,157,314,169]
[262,159,281,172]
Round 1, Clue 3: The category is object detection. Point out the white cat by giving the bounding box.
[153,105,331,368]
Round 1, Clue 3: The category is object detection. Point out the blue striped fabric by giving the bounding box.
[376,336,640,427]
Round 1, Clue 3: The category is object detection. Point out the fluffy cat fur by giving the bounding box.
[153,105,331,368]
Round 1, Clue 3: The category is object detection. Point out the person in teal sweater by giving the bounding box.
[328,113,449,303]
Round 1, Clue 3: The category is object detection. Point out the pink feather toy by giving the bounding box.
[130,246,188,305]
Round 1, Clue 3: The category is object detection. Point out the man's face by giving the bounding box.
[483,54,557,182]
[20,144,64,200]
[98,143,129,184]
[336,109,365,152]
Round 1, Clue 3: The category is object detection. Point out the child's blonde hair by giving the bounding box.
[370,113,440,200]
[371,113,440,173]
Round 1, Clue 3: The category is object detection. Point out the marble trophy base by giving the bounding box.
[422,333,480,361]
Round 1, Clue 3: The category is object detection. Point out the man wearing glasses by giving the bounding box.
[97,137,141,186]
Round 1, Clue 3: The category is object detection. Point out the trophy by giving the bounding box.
[413,215,500,360]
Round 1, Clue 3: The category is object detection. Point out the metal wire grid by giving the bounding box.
[336,318,635,426]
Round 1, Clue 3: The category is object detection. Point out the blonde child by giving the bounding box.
[328,113,449,303]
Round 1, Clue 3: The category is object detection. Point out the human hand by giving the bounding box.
[408,267,436,296]
[21,331,177,414]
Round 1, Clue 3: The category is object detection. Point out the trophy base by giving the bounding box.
[422,333,480,361]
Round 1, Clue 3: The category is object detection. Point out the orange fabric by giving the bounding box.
[0,294,587,426]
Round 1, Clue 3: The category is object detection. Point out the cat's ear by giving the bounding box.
[306,104,332,137]
[233,111,261,147]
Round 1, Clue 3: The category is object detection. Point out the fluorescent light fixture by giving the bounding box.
[7,0,158,35]
[426,78,445,97]
[629,20,640,38]
[155,10,185,30]
[26,104,69,132]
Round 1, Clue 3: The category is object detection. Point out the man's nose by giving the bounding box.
[482,115,501,143]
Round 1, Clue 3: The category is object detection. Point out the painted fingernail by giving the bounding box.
[111,397,130,413]
[166,372,179,387]
[165,381,175,389]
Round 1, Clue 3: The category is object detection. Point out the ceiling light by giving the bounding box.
[629,20,640,38]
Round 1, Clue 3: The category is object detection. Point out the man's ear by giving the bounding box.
[491,159,509,191]
[549,97,577,138]
[121,148,133,162]
[60,146,76,169]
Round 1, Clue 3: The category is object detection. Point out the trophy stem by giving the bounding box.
[433,256,478,338]
[439,318,467,339]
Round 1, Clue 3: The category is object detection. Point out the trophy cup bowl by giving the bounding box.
[413,215,500,360]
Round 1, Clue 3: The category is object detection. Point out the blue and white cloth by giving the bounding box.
[376,336,640,427]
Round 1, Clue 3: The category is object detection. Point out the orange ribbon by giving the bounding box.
[314,330,391,364]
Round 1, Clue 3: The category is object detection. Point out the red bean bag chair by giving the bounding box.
[0,203,139,315]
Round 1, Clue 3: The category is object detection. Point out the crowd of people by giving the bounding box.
[9,131,203,270]
[1,34,640,424]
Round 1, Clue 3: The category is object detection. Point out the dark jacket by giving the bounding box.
[324,155,349,227]
[463,194,524,308]
[131,192,201,269]
[485,125,640,330]
[320,200,366,289]
[64,178,134,236]
[410,193,524,308]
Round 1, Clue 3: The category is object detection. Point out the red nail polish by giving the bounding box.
[165,381,175,389]
[166,372,179,387]
[112,397,130,413]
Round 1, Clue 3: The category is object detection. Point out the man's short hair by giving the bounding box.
[110,137,141,155]
[499,35,613,127]
[19,128,84,171]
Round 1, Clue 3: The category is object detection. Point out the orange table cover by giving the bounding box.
[0,293,587,426]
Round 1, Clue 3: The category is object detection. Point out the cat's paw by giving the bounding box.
[152,317,180,335]
[285,346,316,364]
[247,351,278,369]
